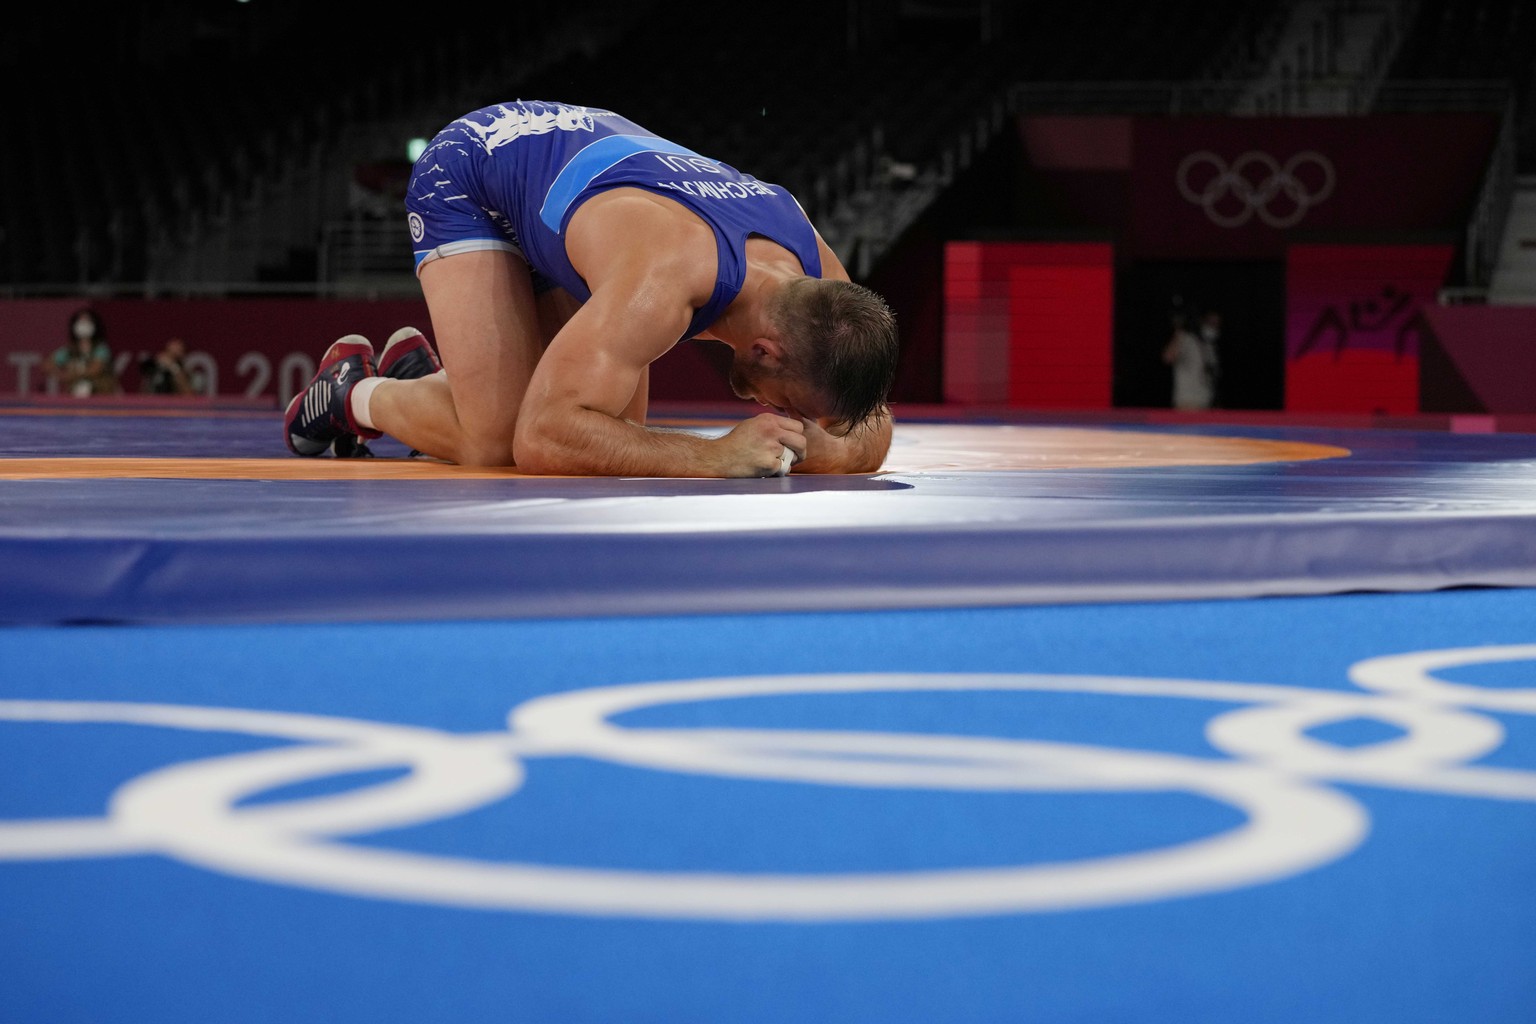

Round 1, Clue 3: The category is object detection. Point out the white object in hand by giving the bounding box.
[774,445,794,477]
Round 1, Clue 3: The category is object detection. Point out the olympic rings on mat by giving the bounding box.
[1,645,1534,920]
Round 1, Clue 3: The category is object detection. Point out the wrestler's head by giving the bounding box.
[729,277,898,435]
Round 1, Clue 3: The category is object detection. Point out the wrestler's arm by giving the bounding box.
[537,285,647,423]
[513,264,804,478]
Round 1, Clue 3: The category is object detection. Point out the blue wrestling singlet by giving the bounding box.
[404,100,823,340]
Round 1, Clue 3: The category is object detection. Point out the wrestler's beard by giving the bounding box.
[728,361,756,401]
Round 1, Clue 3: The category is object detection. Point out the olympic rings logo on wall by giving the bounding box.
[1176,150,1337,228]
[2,645,1532,922]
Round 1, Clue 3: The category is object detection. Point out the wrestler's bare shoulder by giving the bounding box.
[566,187,718,297]
[568,187,715,245]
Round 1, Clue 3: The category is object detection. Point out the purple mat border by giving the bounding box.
[4,411,1536,625]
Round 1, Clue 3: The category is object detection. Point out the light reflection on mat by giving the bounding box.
[0,425,1350,479]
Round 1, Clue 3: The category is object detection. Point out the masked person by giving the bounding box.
[49,308,119,397]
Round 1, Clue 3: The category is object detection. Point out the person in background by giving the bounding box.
[141,337,196,395]
[1162,309,1219,411]
[1195,309,1223,406]
[49,308,119,397]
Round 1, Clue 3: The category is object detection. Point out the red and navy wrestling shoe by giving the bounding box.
[283,334,380,457]
[377,326,443,381]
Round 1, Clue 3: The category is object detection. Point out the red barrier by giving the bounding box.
[0,298,739,406]
[944,242,1114,408]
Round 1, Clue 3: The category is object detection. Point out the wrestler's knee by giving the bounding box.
[454,431,518,467]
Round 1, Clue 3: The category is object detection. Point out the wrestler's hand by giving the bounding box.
[790,416,843,474]
[714,414,807,477]
[786,407,893,475]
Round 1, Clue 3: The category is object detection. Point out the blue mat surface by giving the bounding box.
[4,411,1536,623]
[3,589,1535,1024]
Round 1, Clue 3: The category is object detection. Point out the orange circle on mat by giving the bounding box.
[879,425,1351,472]
[0,425,1349,479]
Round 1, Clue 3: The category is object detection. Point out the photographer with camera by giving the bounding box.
[140,338,197,396]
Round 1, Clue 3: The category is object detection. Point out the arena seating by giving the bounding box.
[1384,0,1536,168]
[8,0,1526,291]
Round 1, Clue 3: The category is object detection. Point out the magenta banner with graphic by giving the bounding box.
[1127,114,1497,260]
[1284,244,1454,414]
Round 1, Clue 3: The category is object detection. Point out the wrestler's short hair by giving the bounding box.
[770,277,898,431]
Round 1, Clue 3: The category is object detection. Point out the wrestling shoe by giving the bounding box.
[283,334,380,457]
[377,326,442,380]
[331,434,375,459]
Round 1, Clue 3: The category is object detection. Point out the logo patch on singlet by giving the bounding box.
[457,102,598,154]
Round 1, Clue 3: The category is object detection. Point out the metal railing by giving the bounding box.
[1460,97,1520,289]
[1226,0,1420,115]
[317,215,418,299]
[1001,77,1509,117]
